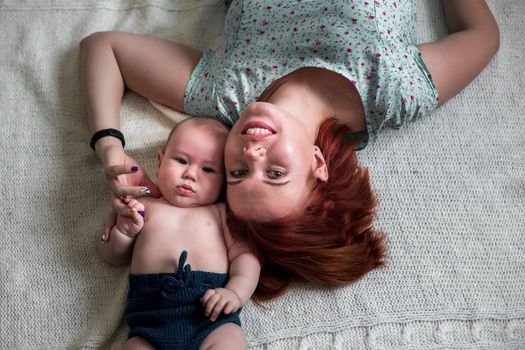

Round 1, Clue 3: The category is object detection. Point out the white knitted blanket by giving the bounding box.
[1,1,524,349]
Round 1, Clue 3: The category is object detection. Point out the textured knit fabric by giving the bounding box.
[126,251,241,350]
[184,0,439,144]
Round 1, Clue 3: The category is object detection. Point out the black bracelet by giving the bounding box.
[90,128,125,150]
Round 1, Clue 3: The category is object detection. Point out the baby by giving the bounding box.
[99,117,260,350]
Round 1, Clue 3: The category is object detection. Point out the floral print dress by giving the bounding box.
[183,0,439,147]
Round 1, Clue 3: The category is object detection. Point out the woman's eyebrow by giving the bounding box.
[264,180,290,186]
[226,179,290,186]
[227,180,242,186]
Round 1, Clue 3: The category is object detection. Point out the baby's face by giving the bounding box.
[157,121,226,207]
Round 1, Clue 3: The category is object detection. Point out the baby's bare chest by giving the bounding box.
[131,202,228,274]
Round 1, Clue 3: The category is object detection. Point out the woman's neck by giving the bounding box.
[264,78,327,141]
[261,67,366,135]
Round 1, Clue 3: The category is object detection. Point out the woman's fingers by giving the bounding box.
[104,164,152,198]
[112,183,150,198]
[104,164,139,178]
[140,172,161,198]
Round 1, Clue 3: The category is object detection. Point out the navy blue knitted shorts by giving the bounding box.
[126,251,242,350]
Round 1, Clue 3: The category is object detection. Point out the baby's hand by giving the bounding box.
[200,288,241,322]
[115,198,145,238]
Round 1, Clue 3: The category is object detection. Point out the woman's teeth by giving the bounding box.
[245,127,272,135]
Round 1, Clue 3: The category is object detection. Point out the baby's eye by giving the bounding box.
[230,169,248,178]
[175,158,187,165]
[202,167,215,173]
[266,169,286,179]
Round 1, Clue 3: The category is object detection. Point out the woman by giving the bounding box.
[80,0,499,299]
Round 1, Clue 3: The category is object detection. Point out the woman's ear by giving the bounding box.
[312,146,329,182]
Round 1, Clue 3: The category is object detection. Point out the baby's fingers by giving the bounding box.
[201,289,216,305]
[209,297,227,322]
[203,292,222,320]
[113,197,134,218]
[223,301,239,315]
[126,198,144,211]
[131,210,145,227]
[130,201,145,219]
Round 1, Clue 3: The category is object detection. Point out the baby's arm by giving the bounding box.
[201,204,261,322]
[98,198,145,265]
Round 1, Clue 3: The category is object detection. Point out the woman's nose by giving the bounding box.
[243,145,266,159]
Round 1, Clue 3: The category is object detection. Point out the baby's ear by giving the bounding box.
[157,149,164,167]
[156,149,165,179]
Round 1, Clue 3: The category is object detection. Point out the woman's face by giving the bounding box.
[225,102,323,221]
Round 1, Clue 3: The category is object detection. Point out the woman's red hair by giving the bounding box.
[227,118,386,301]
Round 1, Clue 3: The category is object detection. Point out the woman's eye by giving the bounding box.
[175,158,187,165]
[230,169,248,178]
[202,167,215,173]
[267,169,286,179]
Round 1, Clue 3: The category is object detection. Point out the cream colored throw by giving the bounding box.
[1,0,524,349]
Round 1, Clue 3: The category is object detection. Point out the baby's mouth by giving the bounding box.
[176,184,195,195]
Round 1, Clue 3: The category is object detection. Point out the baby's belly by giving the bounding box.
[130,230,229,275]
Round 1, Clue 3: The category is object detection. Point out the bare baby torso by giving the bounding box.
[130,197,229,275]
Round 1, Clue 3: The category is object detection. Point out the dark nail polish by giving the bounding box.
[131,166,139,172]
[141,188,151,196]
[138,211,145,218]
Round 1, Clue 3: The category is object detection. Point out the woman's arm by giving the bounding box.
[79,31,202,196]
[417,0,500,106]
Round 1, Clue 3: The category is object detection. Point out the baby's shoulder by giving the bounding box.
[179,202,223,221]
[140,197,172,211]
[139,196,157,206]
[213,202,226,215]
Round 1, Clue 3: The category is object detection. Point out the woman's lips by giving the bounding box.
[241,121,276,134]
[241,121,276,139]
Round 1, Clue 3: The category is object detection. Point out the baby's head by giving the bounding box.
[156,117,229,208]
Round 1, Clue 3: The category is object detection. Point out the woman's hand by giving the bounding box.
[103,157,159,222]
[102,193,150,243]
[103,163,157,198]
[99,142,160,198]
[96,141,159,242]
